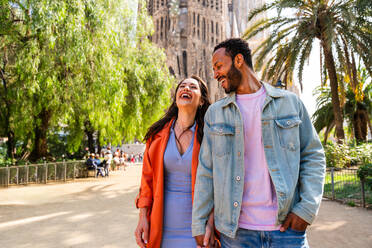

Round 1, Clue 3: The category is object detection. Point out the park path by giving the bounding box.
[0,165,371,248]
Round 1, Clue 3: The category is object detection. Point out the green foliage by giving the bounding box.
[357,163,372,190]
[325,142,372,168]
[312,65,371,143]
[325,142,353,168]
[354,144,372,165]
[358,163,372,180]
[0,0,173,161]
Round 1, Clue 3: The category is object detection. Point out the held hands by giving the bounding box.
[195,212,220,248]
[135,208,149,248]
[280,212,309,232]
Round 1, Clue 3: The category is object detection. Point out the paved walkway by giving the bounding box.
[0,165,371,248]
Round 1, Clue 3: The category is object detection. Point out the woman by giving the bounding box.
[135,76,213,247]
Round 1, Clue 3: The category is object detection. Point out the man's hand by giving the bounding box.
[195,212,219,248]
[195,234,205,248]
[280,212,309,232]
[134,208,149,247]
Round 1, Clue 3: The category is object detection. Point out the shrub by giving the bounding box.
[325,142,372,168]
[355,143,372,165]
[357,163,372,190]
[324,143,352,168]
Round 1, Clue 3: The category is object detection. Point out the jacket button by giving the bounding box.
[233,202,239,207]
[236,176,241,181]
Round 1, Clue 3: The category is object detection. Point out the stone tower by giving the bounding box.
[147,0,266,102]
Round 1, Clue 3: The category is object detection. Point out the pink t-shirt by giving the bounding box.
[236,86,280,231]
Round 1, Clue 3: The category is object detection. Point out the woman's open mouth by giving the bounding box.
[180,92,192,99]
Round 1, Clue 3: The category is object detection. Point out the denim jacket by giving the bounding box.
[191,82,326,238]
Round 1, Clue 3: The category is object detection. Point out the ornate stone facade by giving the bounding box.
[147,0,267,102]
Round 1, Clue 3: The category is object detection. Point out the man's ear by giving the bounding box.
[234,54,244,68]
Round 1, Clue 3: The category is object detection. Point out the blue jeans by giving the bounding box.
[220,228,309,248]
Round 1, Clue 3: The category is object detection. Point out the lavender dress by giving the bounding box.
[161,123,196,247]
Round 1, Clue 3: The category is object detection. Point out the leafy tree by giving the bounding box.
[243,0,372,142]
[63,0,173,153]
[0,0,173,161]
[0,1,37,160]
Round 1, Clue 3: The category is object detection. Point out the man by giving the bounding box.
[192,38,325,247]
[86,153,100,177]
[94,154,105,177]
[104,149,112,177]
[86,153,96,169]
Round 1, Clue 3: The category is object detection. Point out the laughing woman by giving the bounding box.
[135,76,213,247]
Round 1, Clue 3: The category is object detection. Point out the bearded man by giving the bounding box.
[192,38,326,248]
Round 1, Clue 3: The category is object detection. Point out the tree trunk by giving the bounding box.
[321,41,345,141]
[0,52,15,160]
[323,121,335,146]
[29,108,52,161]
[84,120,95,153]
[97,131,102,155]
[366,112,372,139]
[353,103,368,143]
[6,131,15,160]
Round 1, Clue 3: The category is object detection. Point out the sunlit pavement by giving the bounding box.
[0,166,141,248]
[0,165,371,248]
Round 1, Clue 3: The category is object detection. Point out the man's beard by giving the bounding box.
[224,64,242,94]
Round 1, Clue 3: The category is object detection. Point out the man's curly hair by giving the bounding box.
[214,38,253,69]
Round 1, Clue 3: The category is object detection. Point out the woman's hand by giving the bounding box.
[134,208,149,248]
[196,211,220,248]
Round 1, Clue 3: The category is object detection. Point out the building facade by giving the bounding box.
[147,0,267,102]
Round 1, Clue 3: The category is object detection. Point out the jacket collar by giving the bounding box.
[222,82,284,108]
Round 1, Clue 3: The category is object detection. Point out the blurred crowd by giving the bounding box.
[85,147,143,177]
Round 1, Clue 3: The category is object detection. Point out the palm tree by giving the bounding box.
[243,0,372,141]
[312,78,371,144]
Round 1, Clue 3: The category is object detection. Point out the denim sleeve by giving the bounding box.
[192,109,214,237]
[291,97,326,224]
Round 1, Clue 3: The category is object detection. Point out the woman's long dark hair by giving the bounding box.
[144,75,211,144]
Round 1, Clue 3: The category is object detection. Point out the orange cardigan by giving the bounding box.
[135,119,200,248]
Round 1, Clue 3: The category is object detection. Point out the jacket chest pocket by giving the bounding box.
[209,124,235,157]
[274,117,301,151]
